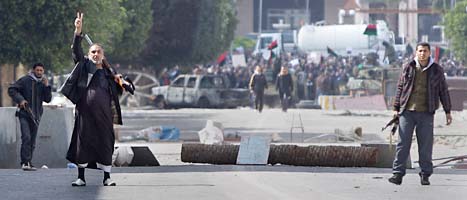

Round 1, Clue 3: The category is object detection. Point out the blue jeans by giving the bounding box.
[392,110,434,176]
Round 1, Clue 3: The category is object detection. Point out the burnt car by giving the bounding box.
[151,74,250,109]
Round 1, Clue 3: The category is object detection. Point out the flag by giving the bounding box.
[216,51,228,66]
[327,46,339,57]
[434,46,445,63]
[267,40,278,50]
[363,24,377,36]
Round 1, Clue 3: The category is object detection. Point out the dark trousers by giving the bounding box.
[279,90,291,107]
[19,117,38,165]
[392,111,434,176]
[254,90,264,112]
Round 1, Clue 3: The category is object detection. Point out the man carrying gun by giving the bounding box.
[388,42,452,186]
[8,63,52,171]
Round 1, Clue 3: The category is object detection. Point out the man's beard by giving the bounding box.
[90,57,103,65]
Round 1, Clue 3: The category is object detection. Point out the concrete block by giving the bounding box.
[0,108,18,168]
[361,143,412,168]
[0,107,74,168]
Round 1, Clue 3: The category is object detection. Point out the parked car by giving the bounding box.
[151,74,250,109]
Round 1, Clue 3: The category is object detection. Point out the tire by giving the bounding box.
[198,97,210,108]
[154,96,166,109]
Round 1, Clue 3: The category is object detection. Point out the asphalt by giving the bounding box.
[3,108,467,199]
[2,165,467,200]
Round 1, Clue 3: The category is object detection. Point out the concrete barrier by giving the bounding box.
[361,143,412,168]
[0,107,74,168]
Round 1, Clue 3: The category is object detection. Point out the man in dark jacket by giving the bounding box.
[8,63,52,171]
[389,42,452,186]
[249,66,268,112]
[276,66,293,112]
[63,12,124,187]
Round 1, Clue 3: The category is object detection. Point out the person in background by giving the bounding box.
[249,66,268,112]
[276,66,293,112]
[8,63,52,171]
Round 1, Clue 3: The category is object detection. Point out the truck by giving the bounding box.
[252,30,298,59]
[151,74,250,109]
[297,20,395,56]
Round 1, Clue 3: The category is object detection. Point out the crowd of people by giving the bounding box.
[158,47,465,105]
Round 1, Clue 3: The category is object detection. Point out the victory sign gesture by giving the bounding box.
[74,12,83,35]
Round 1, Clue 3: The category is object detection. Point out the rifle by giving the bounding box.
[416,155,467,168]
[20,106,39,128]
[381,115,399,135]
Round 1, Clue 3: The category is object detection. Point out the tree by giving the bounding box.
[191,0,237,64]
[233,36,256,51]
[142,0,199,68]
[142,0,237,71]
[0,1,79,71]
[0,0,128,72]
[443,1,467,62]
[108,0,153,65]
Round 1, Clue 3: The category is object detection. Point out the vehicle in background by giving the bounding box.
[151,74,250,109]
[297,20,395,56]
[252,30,298,59]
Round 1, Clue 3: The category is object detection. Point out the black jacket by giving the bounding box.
[59,33,123,124]
[249,73,268,92]
[276,73,293,93]
[8,74,52,120]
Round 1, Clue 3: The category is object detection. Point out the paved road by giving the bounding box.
[119,108,467,141]
[3,108,467,199]
[2,166,467,200]
[118,108,467,161]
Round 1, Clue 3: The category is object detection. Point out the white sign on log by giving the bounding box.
[236,136,271,165]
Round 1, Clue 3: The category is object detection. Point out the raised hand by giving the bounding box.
[74,12,83,35]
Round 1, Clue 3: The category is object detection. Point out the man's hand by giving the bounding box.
[42,77,48,86]
[393,110,399,118]
[74,12,83,35]
[19,100,28,109]
[446,113,452,125]
[114,74,123,83]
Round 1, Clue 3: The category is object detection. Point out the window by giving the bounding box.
[200,77,214,88]
[213,77,225,88]
[187,77,197,88]
[260,37,273,49]
[172,77,185,87]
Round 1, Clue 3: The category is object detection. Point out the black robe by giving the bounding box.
[64,33,123,168]
[67,69,114,167]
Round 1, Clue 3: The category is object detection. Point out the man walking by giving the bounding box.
[8,63,52,171]
[249,66,268,112]
[389,42,452,186]
[276,66,293,112]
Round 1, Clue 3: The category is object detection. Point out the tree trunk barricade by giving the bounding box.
[181,143,378,167]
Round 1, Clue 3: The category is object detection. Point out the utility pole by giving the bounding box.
[258,0,263,34]
[306,0,310,24]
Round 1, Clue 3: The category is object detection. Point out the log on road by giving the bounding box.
[181,143,378,167]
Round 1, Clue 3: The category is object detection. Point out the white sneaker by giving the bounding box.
[71,178,86,187]
[22,163,37,171]
[103,179,116,186]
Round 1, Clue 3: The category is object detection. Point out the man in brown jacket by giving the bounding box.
[389,42,452,186]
